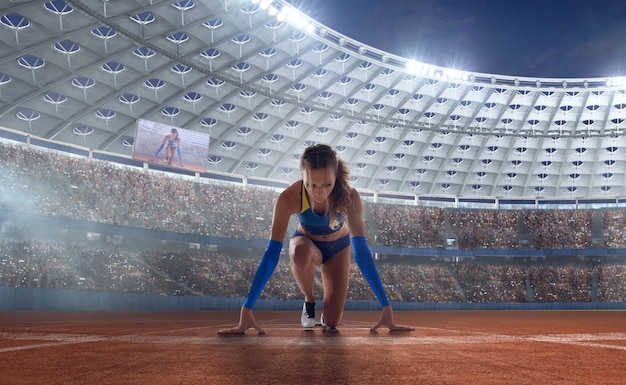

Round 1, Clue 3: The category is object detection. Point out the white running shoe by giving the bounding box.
[301,302,316,328]
[318,313,326,327]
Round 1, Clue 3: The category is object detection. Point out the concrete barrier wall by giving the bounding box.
[1,287,625,311]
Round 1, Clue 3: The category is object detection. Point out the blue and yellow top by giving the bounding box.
[296,181,343,235]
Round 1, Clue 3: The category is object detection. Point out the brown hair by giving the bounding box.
[300,144,352,217]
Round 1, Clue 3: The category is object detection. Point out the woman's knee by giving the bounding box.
[289,241,318,268]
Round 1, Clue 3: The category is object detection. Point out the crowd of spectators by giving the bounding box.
[0,142,280,240]
[448,210,520,249]
[1,239,625,303]
[524,210,594,250]
[452,263,528,303]
[2,141,626,305]
[1,141,624,250]
[527,264,594,302]
[596,263,626,302]
[369,204,446,247]
[601,209,626,248]
[203,183,281,240]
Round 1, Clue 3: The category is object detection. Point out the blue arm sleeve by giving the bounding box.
[351,236,390,308]
[176,147,182,161]
[242,240,282,309]
[154,144,164,157]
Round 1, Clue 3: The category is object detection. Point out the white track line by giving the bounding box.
[1,331,626,352]
[0,342,88,353]
[0,333,105,353]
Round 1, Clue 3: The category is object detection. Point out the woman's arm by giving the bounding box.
[241,189,294,309]
[153,135,169,157]
[346,188,390,308]
[347,188,414,332]
[218,184,299,334]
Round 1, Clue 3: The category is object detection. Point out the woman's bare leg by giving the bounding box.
[289,236,322,303]
[320,247,350,328]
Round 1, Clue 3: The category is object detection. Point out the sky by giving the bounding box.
[285,0,626,79]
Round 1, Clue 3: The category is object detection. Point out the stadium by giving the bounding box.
[0,1,625,384]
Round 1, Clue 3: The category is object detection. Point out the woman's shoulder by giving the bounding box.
[348,185,361,198]
[347,186,363,210]
[277,179,303,204]
[284,179,302,193]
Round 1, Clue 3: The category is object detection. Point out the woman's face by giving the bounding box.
[302,166,336,204]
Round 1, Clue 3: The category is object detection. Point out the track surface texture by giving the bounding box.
[0,310,624,385]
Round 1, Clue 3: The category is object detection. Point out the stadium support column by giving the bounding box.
[525,273,535,302]
[517,214,531,248]
[591,269,598,302]
[591,210,603,247]
[443,215,456,249]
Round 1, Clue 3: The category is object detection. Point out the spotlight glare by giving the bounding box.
[282,6,309,27]
[607,77,626,88]
[405,60,422,74]
[444,69,462,80]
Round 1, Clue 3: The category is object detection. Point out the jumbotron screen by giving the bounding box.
[132,119,210,173]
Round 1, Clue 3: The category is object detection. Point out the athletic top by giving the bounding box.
[297,181,344,235]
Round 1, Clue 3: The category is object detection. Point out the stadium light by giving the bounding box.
[606,77,626,88]
[259,0,273,9]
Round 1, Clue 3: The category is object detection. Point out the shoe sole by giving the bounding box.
[301,319,316,329]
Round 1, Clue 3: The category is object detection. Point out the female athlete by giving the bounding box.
[218,144,414,334]
[153,128,181,166]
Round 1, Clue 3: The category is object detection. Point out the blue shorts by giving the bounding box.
[292,230,351,264]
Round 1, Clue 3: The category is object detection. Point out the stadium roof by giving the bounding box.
[1,0,626,199]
